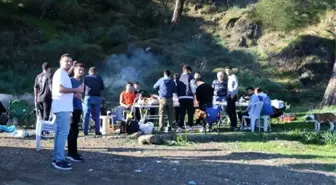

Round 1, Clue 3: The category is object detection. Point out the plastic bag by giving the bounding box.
[139,122,154,135]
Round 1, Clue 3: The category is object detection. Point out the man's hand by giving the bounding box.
[74,92,82,99]
[231,94,235,99]
[75,83,84,93]
[73,60,77,66]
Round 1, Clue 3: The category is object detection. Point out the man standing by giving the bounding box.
[34,62,52,120]
[51,54,83,170]
[153,70,176,132]
[82,67,105,136]
[225,67,239,131]
[67,63,85,162]
[176,65,194,131]
[173,73,180,125]
[195,79,214,110]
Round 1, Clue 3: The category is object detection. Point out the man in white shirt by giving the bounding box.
[238,87,261,129]
[51,54,83,170]
[225,66,239,131]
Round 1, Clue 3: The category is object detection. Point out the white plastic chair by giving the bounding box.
[242,102,264,132]
[100,115,116,135]
[36,114,56,151]
[259,115,271,132]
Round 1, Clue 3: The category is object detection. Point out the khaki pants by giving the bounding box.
[159,98,173,129]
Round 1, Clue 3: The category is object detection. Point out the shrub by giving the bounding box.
[254,0,335,31]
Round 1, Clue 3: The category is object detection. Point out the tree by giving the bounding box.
[170,0,185,29]
[321,60,336,106]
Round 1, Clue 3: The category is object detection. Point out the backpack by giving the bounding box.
[258,95,274,115]
[126,120,139,134]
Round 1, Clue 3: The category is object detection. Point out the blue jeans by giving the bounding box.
[83,96,101,133]
[54,112,71,162]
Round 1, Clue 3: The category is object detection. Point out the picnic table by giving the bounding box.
[133,100,249,121]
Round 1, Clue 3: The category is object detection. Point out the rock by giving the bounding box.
[138,135,157,145]
[129,132,142,139]
[237,36,247,47]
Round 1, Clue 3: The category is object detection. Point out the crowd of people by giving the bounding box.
[33,53,274,171]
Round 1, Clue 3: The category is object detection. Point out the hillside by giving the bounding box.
[0,0,335,105]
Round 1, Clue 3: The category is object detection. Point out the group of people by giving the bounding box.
[33,53,273,171]
[115,65,241,132]
[34,54,105,170]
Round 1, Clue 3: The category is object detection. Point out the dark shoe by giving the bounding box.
[52,160,72,170]
[95,131,102,136]
[84,131,89,136]
[66,154,84,163]
[52,160,71,166]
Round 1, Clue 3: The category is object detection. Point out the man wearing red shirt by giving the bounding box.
[116,82,136,121]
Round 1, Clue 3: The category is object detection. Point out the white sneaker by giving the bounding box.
[176,127,184,133]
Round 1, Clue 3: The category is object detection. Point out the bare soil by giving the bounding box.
[0,134,335,185]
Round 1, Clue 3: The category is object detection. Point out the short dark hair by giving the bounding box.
[173,73,179,79]
[60,53,70,60]
[42,62,50,71]
[133,82,139,85]
[255,87,262,93]
[75,63,84,68]
[127,82,133,86]
[164,70,171,77]
[246,87,254,91]
[225,66,232,70]
[183,65,192,72]
[89,66,96,73]
[195,71,201,75]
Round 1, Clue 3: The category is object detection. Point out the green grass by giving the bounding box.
[233,141,336,161]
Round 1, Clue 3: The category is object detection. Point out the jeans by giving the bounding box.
[158,98,173,129]
[68,109,81,156]
[54,111,71,162]
[115,105,135,121]
[83,96,101,133]
[227,95,238,128]
[179,99,194,128]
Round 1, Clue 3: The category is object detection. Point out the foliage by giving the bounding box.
[254,0,335,31]
[287,129,336,145]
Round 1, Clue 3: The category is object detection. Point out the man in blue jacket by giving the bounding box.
[176,65,194,132]
[153,70,176,132]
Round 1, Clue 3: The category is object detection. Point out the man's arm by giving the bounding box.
[67,61,77,76]
[33,76,39,103]
[153,78,161,89]
[58,72,82,93]
[119,93,127,107]
[48,73,52,92]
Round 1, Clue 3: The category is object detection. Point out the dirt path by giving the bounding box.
[0,135,335,185]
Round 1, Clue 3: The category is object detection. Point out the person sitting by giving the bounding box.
[238,87,261,129]
[212,71,228,101]
[255,87,274,116]
[115,83,136,121]
[133,82,154,121]
[0,101,8,125]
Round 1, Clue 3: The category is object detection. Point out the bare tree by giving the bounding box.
[170,0,185,29]
[321,60,336,106]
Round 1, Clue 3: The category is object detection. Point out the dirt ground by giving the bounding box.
[0,134,335,185]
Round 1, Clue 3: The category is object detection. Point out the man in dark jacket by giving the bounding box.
[82,67,105,136]
[34,62,52,120]
[153,70,176,132]
[176,65,194,131]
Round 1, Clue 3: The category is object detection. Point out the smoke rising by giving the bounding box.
[0,93,34,108]
[101,45,158,92]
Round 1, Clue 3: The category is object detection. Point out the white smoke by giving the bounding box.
[101,45,158,92]
[0,93,34,108]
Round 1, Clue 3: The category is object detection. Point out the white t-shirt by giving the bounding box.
[51,68,73,113]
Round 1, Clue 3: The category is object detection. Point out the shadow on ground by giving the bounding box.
[0,146,334,185]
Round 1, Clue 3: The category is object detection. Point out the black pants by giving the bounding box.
[68,109,81,156]
[179,99,194,127]
[238,111,250,126]
[37,101,51,120]
[227,95,238,128]
[175,107,180,124]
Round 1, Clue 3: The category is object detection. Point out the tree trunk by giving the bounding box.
[321,60,336,106]
[170,0,185,29]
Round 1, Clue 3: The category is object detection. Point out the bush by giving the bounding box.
[254,0,335,31]
[287,130,336,145]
